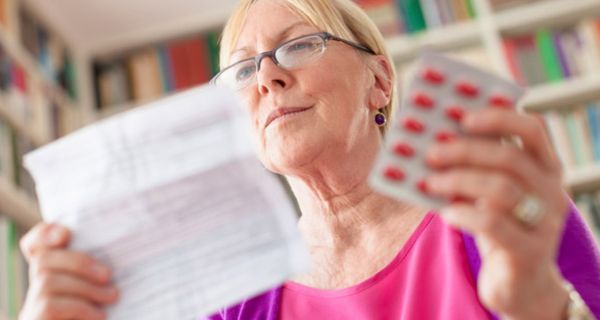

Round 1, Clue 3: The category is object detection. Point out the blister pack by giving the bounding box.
[369,51,525,209]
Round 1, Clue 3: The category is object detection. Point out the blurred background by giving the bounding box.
[0,0,599,318]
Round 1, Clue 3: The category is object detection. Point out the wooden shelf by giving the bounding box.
[522,76,600,112]
[387,21,481,61]
[496,0,600,35]
[0,177,40,229]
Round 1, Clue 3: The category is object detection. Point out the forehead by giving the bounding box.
[233,0,317,54]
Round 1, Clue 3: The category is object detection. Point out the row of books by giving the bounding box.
[0,119,36,199]
[543,100,600,169]
[0,38,80,142]
[574,191,600,244]
[93,32,220,110]
[18,7,77,100]
[0,215,27,319]
[503,20,600,86]
[354,0,476,37]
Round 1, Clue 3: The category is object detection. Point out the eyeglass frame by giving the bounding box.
[210,31,376,89]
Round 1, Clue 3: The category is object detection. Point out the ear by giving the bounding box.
[367,55,393,111]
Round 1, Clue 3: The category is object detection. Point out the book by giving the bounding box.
[572,106,595,165]
[536,28,563,83]
[397,0,427,33]
[564,110,585,166]
[586,103,600,161]
[207,31,221,77]
[420,0,443,29]
[186,38,211,87]
[157,45,174,92]
[502,38,526,84]
[127,49,163,102]
[168,40,191,90]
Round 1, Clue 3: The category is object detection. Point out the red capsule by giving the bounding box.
[445,106,465,122]
[451,195,470,203]
[393,142,416,158]
[384,166,405,182]
[416,179,429,194]
[456,81,479,98]
[489,95,514,109]
[422,68,445,84]
[402,118,426,134]
[412,92,435,109]
[435,131,457,143]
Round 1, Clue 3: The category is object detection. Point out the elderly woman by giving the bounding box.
[18,0,600,319]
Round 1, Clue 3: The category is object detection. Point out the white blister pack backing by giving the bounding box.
[369,51,526,209]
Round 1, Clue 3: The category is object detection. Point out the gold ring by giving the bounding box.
[512,195,545,228]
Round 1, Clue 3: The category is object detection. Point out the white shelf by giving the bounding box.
[522,76,600,112]
[0,177,40,229]
[496,0,600,34]
[565,165,600,193]
[387,21,481,61]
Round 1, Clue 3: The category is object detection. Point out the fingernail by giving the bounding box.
[46,227,63,245]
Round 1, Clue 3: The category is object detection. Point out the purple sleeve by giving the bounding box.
[557,202,600,317]
[462,201,600,319]
[201,287,282,320]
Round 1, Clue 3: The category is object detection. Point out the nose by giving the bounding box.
[256,55,291,95]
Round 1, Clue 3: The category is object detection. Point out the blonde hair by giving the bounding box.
[219,0,397,133]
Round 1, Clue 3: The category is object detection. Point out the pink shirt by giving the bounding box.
[280,213,491,319]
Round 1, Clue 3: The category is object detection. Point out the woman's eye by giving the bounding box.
[287,41,314,52]
[235,66,255,82]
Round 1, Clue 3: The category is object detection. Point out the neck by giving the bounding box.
[285,155,420,251]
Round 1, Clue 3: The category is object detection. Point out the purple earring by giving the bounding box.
[375,112,386,126]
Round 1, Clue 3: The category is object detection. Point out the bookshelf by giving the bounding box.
[0,0,595,229]
[0,0,597,316]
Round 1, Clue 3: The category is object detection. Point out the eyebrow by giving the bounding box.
[231,21,311,57]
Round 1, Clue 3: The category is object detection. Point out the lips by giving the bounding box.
[264,106,313,128]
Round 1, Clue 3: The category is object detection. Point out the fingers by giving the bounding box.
[31,249,112,285]
[426,137,544,191]
[21,223,71,262]
[427,168,524,212]
[461,108,561,172]
[437,202,528,250]
[25,296,107,320]
[30,272,119,306]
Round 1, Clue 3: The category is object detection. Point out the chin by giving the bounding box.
[261,138,321,175]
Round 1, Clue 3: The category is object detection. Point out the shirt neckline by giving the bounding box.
[283,212,435,298]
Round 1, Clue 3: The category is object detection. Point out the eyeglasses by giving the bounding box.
[210,32,375,91]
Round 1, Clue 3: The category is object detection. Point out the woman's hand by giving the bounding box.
[425,108,570,319]
[19,223,119,320]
